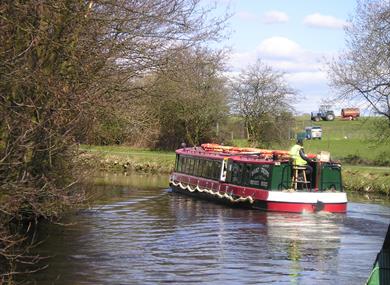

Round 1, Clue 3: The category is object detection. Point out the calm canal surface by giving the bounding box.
[29,173,389,285]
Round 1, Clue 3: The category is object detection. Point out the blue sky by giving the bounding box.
[213,0,357,114]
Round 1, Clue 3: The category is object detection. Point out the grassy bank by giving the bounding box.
[79,144,389,196]
[343,165,390,196]
[79,145,175,173]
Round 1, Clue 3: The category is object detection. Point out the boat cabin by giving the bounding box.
[174,147,343,192]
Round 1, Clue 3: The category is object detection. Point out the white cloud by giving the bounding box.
[265,59,322,73]
[227,36,338,113]
[228,51,254,69]
[257,37,302,58]
[303,13,348,29]
[285,71,327,85]
[228,38,330,80]
[229,37,321,71]
[263,10,289,24]
[236,11,257,21]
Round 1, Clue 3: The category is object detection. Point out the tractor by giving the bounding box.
[311,104,335,122]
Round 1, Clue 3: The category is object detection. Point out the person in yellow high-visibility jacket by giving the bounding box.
[289,139,313,180]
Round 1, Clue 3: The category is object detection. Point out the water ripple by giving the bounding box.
[29,176,390,285]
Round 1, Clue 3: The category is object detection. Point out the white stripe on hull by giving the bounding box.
[267,191,347,204]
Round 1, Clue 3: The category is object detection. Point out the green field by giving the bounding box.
[79,145,175,173]
[295,116,372,140]
[292,117,390,164]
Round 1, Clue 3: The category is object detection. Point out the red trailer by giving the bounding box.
[341,108,360,120]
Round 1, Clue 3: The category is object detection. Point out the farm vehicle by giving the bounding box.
[341,108,360,120]
[311,105,335,122]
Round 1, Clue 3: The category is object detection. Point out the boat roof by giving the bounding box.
[176,145,290,164]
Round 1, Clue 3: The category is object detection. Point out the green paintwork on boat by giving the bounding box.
[366,224,390,285]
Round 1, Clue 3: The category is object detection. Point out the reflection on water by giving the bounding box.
[29,173,389,285]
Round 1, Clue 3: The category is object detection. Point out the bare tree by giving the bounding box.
[146,47,228,149]
[0,0,227,280]
[230,59,297,146]
[328,0,390,125]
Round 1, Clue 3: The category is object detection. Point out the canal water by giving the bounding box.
[28,173,389,285]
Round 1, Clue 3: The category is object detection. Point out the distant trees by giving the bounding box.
[230,60,297,146]
[74,47,229,148]
[328,0,390,126]
[150,48,228,149]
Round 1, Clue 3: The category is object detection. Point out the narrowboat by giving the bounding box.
[169,144,347,213]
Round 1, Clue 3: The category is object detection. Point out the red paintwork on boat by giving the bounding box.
[171,144,347,213]
[266,201,347,213]
[171,173,347,213]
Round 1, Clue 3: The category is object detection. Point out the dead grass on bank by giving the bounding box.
[343,166,390,196]
[78,150,175,174]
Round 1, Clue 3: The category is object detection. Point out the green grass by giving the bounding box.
[80,145,174,156]
[345,165,390,173]
[343,165,390,196]
[295,116,372,140]
[302,138,389,161]
[79,145,175,173]
[292,116,390,163]
[231,139,251,147]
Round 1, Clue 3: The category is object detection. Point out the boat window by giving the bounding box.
[175,156,223,181]
[226,160,233,181]
[214,160,222,180]
[184,157,190,174]
[206,160,212,179]
[242,164,252,186]
[177,155,182,172]
[188,158,195,174]
[181,156,186,172]
[193,159,199,176]
[205,160,212,179]
[204,160,210,178]
[197,159,203,177]
[180,157,184,173]
[231,163,243,184]
[198,159,205,177]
